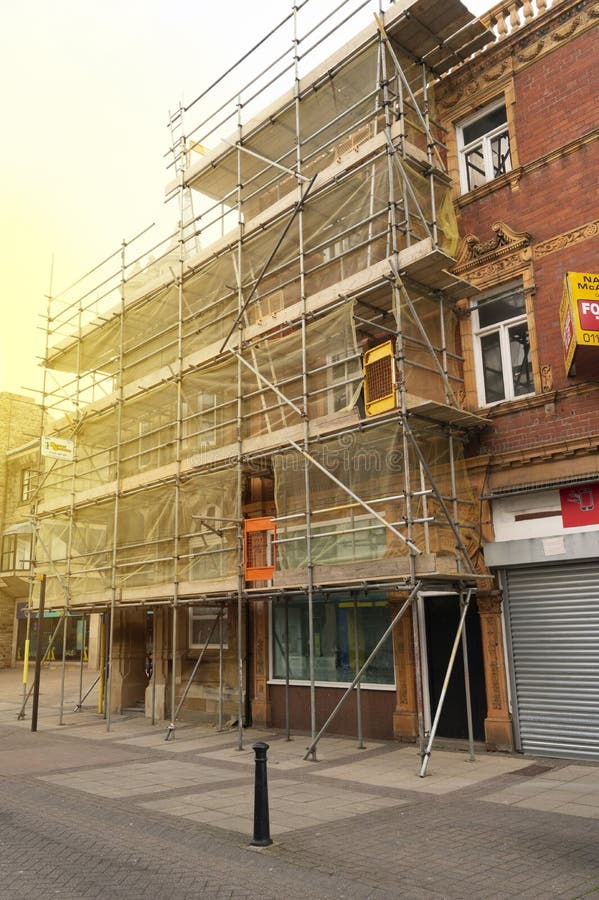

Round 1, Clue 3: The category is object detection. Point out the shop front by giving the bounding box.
[486,481,599,761]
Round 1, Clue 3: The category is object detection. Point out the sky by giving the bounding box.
[0,0,492,398]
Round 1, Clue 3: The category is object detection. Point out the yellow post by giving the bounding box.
[23,641,30,683]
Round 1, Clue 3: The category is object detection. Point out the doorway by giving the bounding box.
[421,594,486,742]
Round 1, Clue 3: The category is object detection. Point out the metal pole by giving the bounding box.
[98,615,106,715]
[460,591,476,762]
[411,597,426,758]
[218,603,224,732]
[58,608,69,725]
[353,596,364,749]
[78,614,87,707]
[31,575,46,732]
[419,590,473,777]
[235,94,245,754]
[304,583,421,760]
[106,594,116,731]
[284,596,291,741]
[151,610,157,726]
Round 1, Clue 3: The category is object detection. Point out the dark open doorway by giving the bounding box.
[423,595,486,742]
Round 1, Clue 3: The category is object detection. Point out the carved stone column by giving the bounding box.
[109,607,147,714]
[251,601,271,726]
[145,607,167,721]
[477,593,514,750]
[391,597,419,740]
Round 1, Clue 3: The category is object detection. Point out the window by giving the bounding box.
[20,468,34,503]
[458,101,511,192]
[472,284,533,406]
[189,605,228,649]
[189,502,235,580]
[278,516,387,570]
[327,351,356,414]
[1,532,32,572]
[271,595,394,686]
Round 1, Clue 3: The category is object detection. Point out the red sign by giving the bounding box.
[578,299,599,331]
[560,483,599,528]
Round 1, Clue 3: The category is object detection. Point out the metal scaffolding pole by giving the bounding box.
[171,108,187,740]
[353,595,364,749]
[293,1,318,750]
[235,94,246,752]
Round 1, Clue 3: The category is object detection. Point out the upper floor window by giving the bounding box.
[458,101,511,193]
[472,283,533,406]
[20,468,34,503]
[1,532,32,572]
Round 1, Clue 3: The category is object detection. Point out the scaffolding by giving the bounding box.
[25,0,494,763]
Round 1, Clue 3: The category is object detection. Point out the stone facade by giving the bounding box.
[0,393,40,667]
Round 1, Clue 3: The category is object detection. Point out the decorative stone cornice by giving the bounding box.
[453,221,532,281]
[436,0,599,119]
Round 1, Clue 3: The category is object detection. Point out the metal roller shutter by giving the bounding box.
[505,561,599,761]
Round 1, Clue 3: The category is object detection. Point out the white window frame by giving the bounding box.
[326,351,356,415]
[457,99,512,193]
[189,605,228,650]
[471,281,534,407]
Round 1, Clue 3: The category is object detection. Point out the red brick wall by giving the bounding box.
[454,25,599,459]
[514,28,598,166]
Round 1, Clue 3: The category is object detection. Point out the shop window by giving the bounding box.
[472,283,533,406]
[189,605,228,649]
[457,101,511,193]
[271,595,394,686]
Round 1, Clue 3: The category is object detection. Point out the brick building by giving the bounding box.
[438,0,599,758]
[23,0,598,762]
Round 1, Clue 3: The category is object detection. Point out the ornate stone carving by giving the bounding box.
[453,221,532,283]
[534,219,599,259]
[541,364,554,392]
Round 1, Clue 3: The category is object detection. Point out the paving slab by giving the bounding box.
[310,746,532,794]
[39,759,238,798]
[484,764,599,819]
[141,777,407,835]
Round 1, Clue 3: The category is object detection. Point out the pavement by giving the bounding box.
[0,664,598,899]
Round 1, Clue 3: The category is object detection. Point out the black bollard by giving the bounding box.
[250,741,272,846]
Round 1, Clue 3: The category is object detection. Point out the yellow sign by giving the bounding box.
[560,272,599,374]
